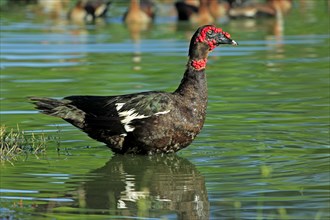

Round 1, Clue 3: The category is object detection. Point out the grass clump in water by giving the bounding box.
[0,125,54,164]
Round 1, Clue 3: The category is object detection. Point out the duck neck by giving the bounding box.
[130,0,140,11]
[174,57,208,100]
[175,38,211,102]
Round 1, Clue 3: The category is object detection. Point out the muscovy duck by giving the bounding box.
[30,25,238,154]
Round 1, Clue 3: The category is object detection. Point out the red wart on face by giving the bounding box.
[195,25,234,51]
[191,58,208,70]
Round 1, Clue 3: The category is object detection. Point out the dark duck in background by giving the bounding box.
[175,0,199,21]
[68,0,112,23]
[30,25,238,155]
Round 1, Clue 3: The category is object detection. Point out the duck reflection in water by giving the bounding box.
[82,154,209,219]
[37,154,209,219]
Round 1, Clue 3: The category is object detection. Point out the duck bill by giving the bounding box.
[216,36,238,46]
[231,39,238,46]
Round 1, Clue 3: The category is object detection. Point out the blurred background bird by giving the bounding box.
[228,0,292,18]
[68,0,112,23]
[123,0,156,25]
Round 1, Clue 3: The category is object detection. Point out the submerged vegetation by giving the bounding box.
[0,125,60,164]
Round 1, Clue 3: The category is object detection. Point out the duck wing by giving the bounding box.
[31,91,173,136]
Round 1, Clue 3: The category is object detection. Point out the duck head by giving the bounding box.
[189,25,238,59]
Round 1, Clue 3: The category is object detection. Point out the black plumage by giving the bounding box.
[30,25,237,154]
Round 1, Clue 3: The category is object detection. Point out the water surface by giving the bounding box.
[0,2,329,220]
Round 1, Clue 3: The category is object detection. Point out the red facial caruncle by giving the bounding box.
[191,58,207,71]
[195,26,231,51]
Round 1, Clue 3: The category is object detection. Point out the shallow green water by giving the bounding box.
[0,2,329,220]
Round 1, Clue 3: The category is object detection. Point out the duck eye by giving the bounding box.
[207,30,213,35]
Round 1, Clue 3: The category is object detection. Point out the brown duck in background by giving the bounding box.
[37,0,70,19]
[190,0,214,25]
[208,0,231,21]
[175,0,214,25]
[267,0,292,14]
[229,0,292,18]
[123,0,155,24]
[175,0,244,22]
[123,0,156,43]
[68,0,112,23]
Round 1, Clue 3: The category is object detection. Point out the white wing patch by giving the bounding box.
[115,102,170,132]
[119,109,149,132]
[154,110,170,115]
[115,103,125,111]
